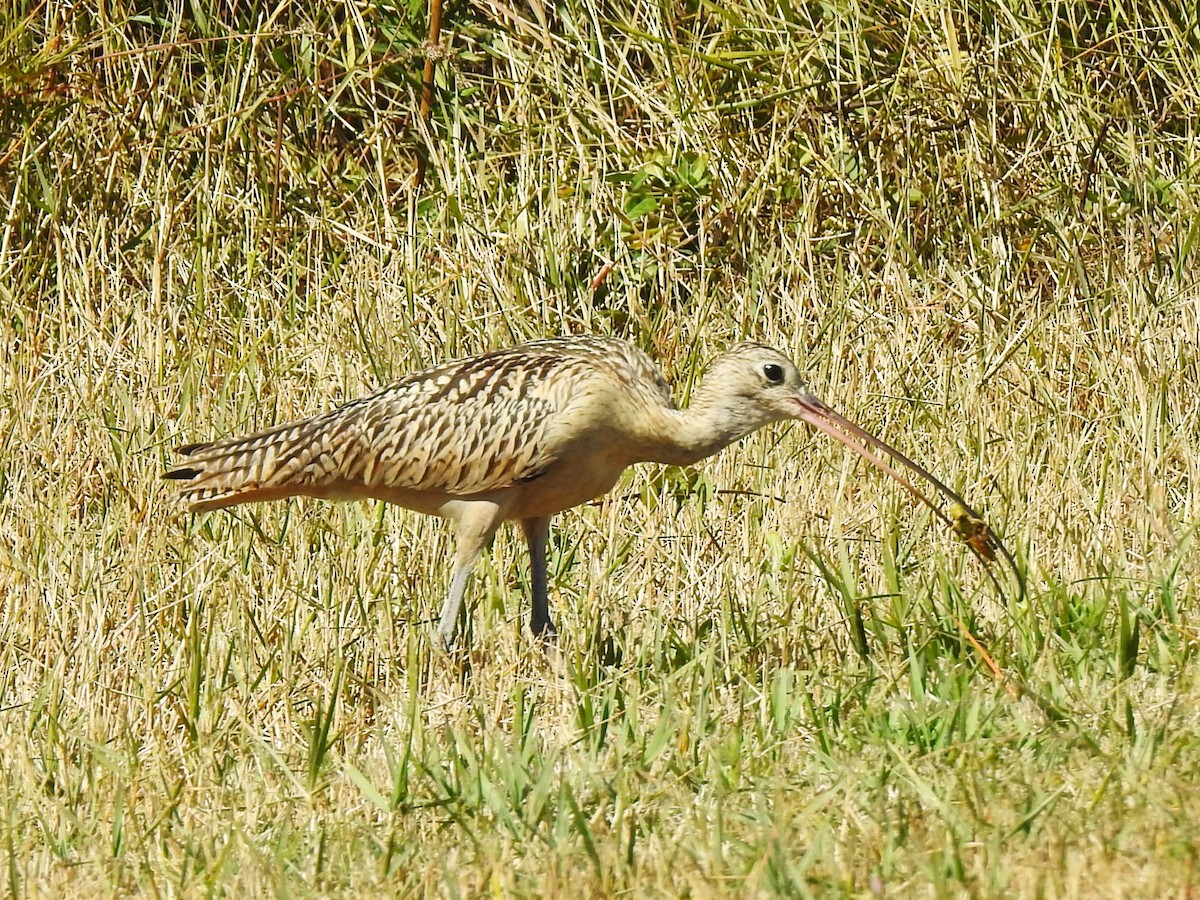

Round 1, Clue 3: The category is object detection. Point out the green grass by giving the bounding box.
[2,0,1199,894]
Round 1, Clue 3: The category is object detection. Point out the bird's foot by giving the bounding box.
[530,617,557,641]
[529,618,560,666]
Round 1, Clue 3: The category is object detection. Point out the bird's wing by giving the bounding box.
[289,340,635,498]
[167,337,664,508]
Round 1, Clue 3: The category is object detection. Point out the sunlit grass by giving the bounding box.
[1,0,1198,894]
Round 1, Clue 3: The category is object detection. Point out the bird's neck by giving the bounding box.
[648,385,756,466]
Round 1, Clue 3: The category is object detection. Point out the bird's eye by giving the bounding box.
[762,363,785,385]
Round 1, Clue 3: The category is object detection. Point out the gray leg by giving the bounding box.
[437,503,503,649]
[522,517,556,639]
[437,552,482,649]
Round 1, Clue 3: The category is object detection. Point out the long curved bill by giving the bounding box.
[793,394,1024,601]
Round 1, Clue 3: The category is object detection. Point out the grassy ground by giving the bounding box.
[2,0,1199,895]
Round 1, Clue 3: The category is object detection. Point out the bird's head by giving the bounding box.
[704,341,1021,598]
[710,342,956,500]
[703,342,822,430]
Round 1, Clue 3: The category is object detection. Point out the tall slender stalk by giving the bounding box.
[414,0,445,188]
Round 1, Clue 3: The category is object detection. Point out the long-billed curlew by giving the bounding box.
[166,336,1015,646]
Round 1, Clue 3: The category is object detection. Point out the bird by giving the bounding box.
[164,335,1006,646]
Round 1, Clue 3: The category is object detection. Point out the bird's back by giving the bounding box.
[166,336,675,512]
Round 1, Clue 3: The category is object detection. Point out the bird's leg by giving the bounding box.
[438,503,503,649]
[521,516,556,640]
[437,557,480,650]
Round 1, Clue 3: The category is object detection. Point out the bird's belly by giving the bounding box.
[506,459,627,519]
[350,458,627,522]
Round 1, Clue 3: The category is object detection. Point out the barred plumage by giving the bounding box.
[168,338,674,511]
[166,335,984,646]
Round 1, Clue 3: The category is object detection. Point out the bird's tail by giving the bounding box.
[164,417,336,512]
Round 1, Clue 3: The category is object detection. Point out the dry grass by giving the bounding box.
[1,0,1199,895]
